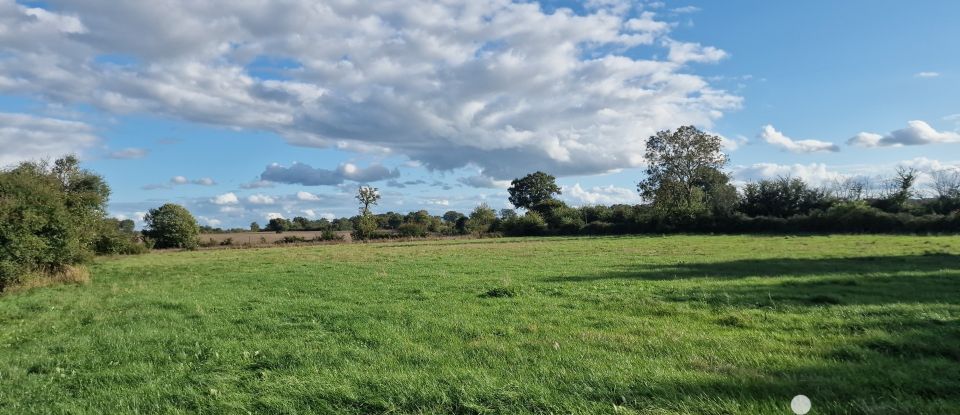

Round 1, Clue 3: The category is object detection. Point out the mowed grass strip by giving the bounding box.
[1,235,958,414]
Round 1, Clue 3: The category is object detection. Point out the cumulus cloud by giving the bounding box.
[0,0,740,179]
[759,125,839,153]
[211,192,239,205]
[296,191,321,201]
[106,147,148,159]
[0,112,98,167]
[732,163,846,187]
[260,162,399,186]
[142,175,216,190]
[665,39,727,64]
[563,183,640,205]
[458,175,511,189]
[246,194,275,205]
[848,120,960,147]
[240,179,274,189]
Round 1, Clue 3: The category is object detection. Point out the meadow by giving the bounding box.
[1,235,958,414]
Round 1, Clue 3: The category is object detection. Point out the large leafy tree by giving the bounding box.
[508,171,561,210]
[637,126,733,219]
[143,204,200,249]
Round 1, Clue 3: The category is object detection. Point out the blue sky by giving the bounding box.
[1,0,958,228]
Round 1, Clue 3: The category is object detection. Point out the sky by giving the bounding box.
[1,0,959,228]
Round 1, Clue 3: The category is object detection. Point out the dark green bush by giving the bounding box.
[397,223,428,237]
[93,218,148,255]
[0,157,109,291]
[501,212,548,236]
[142,204,200,249]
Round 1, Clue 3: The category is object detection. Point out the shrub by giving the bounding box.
[397,222,428,237]
[501,212,547,236]
[0,157,109,291]
[316,229,344,241]
[93,218,148,255]
[142,204,200,249]
[275,236,308,244]
[352,213,379,240]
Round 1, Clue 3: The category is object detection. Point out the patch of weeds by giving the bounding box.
[481,286,522,298]
[807,294,843,305]
[716,314,750,328]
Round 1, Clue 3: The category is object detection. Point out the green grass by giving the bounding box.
[1,235,959,414]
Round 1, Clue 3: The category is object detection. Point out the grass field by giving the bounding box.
[1,235,958,414]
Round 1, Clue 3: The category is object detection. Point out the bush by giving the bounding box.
[316,229,344,241]
[352,213,379,240]
[275,236,308,244]
[93,218,148,255]
[501,212,548,236]
[0,157,109,291]
[397,222,428,237]
[143,204,200,249]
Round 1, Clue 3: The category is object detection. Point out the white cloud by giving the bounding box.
[261,162,399,186]
[914,71,940,78]
[265,212,285,220]
[296,191,321,201]
[563,183,640,205]
[666,39,727,64]
[671,6,701,14]
[198,216,222,227]
[143,175,216,190]
[732,162,846,187]
[0,1,741,179]
[246,194,275,205]
[0,112,99,167]
[106,147,148,159]
[211,192,239,205]
[759,124,839,153]
[848,120,960,147]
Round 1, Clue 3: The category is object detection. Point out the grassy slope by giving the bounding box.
[1,235,958,414]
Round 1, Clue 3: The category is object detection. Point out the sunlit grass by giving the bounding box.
[1,235,958,414]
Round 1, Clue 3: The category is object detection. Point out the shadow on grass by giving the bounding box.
[548,254,959,282]
[548,254,960,307]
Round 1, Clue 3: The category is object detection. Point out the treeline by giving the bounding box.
[4,127,960,289]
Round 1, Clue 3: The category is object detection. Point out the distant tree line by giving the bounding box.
[5,127,960,289]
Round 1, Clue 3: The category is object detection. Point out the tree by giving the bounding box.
[266,218,291,233]
[250,222,261,232]
[353,186,381,240]
[508,171,561,210]
[929,169,960,214]
[466,204,497,236]
[874,167,918,212]
[142,204,199,249]
[637,126,730,219]
[499,209,518,220]
[291,216,310,230]
[443,210,465,224]
[356,186,381,214]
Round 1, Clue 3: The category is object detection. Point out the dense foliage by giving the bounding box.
[508,171,561,210]
[0,157,110,291]
[142,204,200,249]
